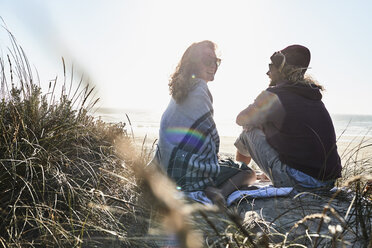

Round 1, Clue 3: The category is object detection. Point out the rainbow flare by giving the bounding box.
[165,127,206,149]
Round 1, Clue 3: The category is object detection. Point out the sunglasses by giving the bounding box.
[201,55,221,67]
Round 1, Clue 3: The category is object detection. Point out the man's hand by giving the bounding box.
[236,151,251,165]
[256,173,270,182]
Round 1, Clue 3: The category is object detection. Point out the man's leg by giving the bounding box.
[235,128,294,187]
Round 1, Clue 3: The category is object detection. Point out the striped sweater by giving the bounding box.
[152,78,220,191]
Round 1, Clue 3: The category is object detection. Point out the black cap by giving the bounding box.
[271,45,311,73]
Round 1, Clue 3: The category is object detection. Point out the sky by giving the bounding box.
[0,0,372,124]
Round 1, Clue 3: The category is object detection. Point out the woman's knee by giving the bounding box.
[237,169,257,185]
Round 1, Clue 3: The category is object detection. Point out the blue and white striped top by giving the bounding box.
[151,78,220,192]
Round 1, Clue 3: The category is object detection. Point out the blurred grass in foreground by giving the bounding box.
[0,30,149,247]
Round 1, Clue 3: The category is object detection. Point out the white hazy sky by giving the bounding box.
[1,0,372,122]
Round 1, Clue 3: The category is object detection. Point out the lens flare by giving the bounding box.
[165,127,206,150]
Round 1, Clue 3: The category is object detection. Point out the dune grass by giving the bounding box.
[0,31,149,247]
[1,30,371,248]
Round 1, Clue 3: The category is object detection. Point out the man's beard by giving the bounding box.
[269,79,278,87]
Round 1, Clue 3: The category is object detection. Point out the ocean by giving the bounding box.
[94,108,372,157]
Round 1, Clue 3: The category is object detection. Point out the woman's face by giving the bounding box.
[196,47,220,83]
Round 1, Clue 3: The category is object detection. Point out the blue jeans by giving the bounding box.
[235,128,334,189]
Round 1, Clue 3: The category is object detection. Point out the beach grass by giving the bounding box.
[1,31,371,247]
[0,32,149,247]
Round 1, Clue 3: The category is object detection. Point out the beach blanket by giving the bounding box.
[186,185,293,206]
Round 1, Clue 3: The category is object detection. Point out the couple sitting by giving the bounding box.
[150,40,342,205]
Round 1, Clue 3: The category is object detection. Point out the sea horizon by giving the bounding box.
[93,107,372,157]
[93,107,372,135]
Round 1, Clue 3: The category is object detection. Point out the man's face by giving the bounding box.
[267,63,282,86]
[196,47,220,83]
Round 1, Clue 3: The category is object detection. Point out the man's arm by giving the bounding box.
[236,90,281,127]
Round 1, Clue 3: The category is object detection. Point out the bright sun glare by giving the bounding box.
[0,0,371,118]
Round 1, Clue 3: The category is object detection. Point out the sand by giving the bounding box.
[136,133,372,166]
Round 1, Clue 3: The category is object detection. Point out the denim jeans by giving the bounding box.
[234,128,334,189]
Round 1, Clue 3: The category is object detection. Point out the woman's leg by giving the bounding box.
[218,169,256,198]
[205,169,256,207]
[206,159,257,206]
[204,186,226,207]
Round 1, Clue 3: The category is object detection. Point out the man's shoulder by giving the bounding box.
[256,89,279,100]
[253,90,281,109]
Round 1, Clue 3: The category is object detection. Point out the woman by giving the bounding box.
[151,40,256,205]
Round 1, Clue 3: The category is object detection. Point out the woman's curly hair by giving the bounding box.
[168,40,217,103]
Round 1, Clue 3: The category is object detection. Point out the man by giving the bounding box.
[234,45,342,190]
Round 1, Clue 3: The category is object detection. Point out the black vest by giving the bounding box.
[264,82,342,181]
